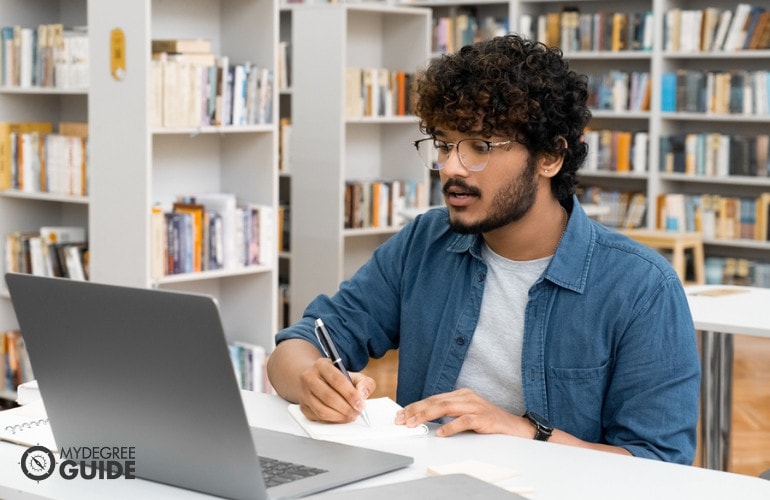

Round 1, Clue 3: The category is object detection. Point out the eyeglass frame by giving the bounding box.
[411,137,513,171]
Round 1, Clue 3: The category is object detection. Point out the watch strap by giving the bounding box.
[524,411,553,441]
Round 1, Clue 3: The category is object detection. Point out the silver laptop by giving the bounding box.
[5,273,412,499]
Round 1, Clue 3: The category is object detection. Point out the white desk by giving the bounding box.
[2,391,769,499]
[685,285,770,472]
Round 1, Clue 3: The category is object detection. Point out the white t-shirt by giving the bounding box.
[454,242,551,415]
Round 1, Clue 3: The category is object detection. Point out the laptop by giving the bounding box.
[5,273,413,499]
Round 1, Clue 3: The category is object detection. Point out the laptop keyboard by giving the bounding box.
[259,456,327,488]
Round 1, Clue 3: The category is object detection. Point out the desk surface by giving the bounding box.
[685,285,770,337]
[1,391,770,499]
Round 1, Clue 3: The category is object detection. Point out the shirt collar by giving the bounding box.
[543,195,593,294]
[445,195,594,294]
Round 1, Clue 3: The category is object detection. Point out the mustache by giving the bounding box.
[442,178,481,197]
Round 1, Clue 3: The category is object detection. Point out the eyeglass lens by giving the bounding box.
[416,139,490,171]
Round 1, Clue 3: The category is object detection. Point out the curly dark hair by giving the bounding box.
[412,34,591,200]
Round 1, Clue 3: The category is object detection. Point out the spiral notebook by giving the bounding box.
[0,399,56,451]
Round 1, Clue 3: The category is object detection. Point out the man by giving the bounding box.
[267,35,700,464]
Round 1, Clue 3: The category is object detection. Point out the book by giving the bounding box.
[754,192,770,241]
[712,9,734,50]
[742,6,767,49]
[59,242,88,280]
[623,193,647,229]
[0,122,53,190]
[615,131,632,172]
[151,38,212,54]
[5,232,28,274]
[248,203,275,266]
[722,4,754,51]
[287,397,428,443]
[172,202,206,272]
[187,193,239,269]
[660,72,677,112]
[229,341,266,392]
[27,236,51,276]
[3,330,34,391]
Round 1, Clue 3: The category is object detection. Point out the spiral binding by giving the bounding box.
[4,418,49,435]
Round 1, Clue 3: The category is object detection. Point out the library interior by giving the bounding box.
[1,0,770,498]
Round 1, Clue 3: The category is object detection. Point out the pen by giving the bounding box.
[314,318,371,427]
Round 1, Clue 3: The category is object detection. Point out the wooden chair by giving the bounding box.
[620,229,705,285]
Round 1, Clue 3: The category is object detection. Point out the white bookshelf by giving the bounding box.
[0,0,280,355]
[87,0,279,348]
[0,0,89,329]
[656,0,770,274]
[288,4,432,322]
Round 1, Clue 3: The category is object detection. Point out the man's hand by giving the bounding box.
[297,357,376,423]
[394,388,534,438]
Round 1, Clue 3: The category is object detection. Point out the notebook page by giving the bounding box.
[288,397,428,442]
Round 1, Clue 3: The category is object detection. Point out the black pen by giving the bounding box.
[314,318,371,427]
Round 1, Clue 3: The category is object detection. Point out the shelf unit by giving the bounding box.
[0,1,89,327]
[400,0,770,286]
[1,0,280,359]
[656,0,770,281]
[88,0,279,348]
[288,3,432,322]
[0,0,89,402]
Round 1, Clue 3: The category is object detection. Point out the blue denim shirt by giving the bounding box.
[275,196,701,464]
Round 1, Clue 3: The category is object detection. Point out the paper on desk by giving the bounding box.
[288,397,428,442]
[427,460,535,497]
[427,459,519,483]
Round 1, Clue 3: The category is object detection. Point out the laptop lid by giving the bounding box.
[5,273,412,499]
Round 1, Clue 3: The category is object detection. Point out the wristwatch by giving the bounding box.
[523,411,553,441]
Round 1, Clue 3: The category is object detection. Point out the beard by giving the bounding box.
[445,156,539,234]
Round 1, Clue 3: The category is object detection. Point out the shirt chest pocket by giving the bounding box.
[546,360,610,442]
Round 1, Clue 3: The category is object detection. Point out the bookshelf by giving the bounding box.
[397,0,770,287]
[88,0,279,349]
[0,1,89,329]
[1,0,280,380]
[288,3,432,322]
[0,0,89,403]
[655,0,770,286]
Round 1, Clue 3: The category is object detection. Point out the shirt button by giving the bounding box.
[477,273,485,282]
[456,337,465,346]
[530,368,536,381]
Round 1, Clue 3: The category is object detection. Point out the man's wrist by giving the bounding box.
[523,411,553,441]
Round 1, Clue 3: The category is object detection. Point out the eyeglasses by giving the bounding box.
[412,137,512,172]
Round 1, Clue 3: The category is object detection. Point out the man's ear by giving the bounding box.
[539,137,567,177]
[539,153,564,177]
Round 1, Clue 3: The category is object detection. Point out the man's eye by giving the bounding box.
[469,140,491,152]
[434,142,451,153]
